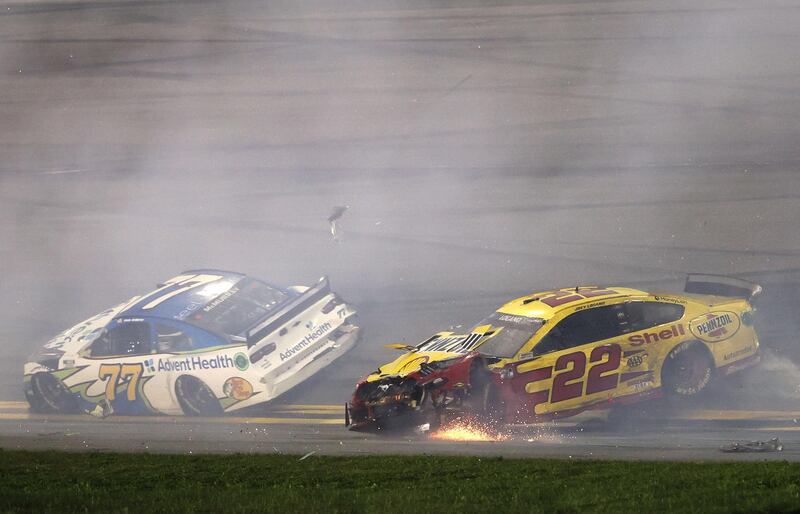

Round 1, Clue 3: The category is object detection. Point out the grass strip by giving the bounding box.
[1,450,799,513]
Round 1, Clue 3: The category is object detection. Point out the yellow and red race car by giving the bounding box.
[346,274,762,431]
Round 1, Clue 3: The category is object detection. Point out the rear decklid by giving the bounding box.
[246,276,333,349]
[246,276,355,379]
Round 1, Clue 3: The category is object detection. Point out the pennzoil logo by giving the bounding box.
[690,311,740,343]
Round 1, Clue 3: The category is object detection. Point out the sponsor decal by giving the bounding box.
[157,354,236,372]
[626,353,647,368]
[144,358,156,373]
[497,314,536,324]
[628,324,685,347]
[175,301,204,320]
[724,353,760,375]
[279,322,333,362]
[652,296,687,304]
[234,352,250,371]
[623,371,654,392]
[690,311,740,343]
[115,317,145,324]
[223,377,253,400]
[202,287,240,313]
[723,345,753,362]
[574,301,606,312]
[632,380,654,392]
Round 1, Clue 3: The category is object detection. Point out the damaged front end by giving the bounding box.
[345,353,480,431]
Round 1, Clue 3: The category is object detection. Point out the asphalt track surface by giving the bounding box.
[3,0,800,460]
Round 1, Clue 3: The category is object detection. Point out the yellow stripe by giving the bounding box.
[0,401,28,410]
[0,412,343,425]
[676,410,800,421]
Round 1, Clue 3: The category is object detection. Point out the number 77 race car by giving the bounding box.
[24,270,360,416]
[346,274,761,431]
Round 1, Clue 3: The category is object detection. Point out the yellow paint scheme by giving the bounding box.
[366,348,461,382]
[500,289,758,415]
[368,286,760,418]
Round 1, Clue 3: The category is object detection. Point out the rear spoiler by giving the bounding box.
[684,274,762,302]
[246,276,331,348]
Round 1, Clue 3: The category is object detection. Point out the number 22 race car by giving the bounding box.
[346,274,761,431]
[24,270,360,416]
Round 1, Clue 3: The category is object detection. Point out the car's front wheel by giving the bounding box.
[467,364,505,427]
[28,372,78,413]
[661,342,714,397]
[175,376,223,416]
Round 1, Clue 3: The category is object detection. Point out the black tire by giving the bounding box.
[175,376,223,416]
[468,364,505,426]
[661,342,714,397]
[28,372,78,414]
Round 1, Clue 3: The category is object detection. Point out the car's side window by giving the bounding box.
[625,302,685,332]
[155,323,195,353]
[90,321,152,357]
[533,304,628,356]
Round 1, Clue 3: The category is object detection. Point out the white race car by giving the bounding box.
[23,270,360,416]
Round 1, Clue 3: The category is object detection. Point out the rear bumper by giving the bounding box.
[717,351,761,377]
[243,324,362,408]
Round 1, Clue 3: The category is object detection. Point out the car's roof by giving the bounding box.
[497,286,650,320]
[116,269,249,320]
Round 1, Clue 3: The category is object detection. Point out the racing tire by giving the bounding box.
[28,372,78,414]
[661,342,714,397]
[175,376,224,416]
[468,365,505,427]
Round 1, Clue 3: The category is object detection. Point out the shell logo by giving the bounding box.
[690,311,741,343]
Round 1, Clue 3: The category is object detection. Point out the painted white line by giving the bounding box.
[36,169,87,175]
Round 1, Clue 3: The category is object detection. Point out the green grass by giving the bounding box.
[1,450,799,513]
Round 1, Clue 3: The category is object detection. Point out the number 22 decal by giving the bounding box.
[525,344,622,407]
[98,363,144,401]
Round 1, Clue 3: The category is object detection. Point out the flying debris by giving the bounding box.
[298,451,317,461]
[85,399,113,418]
[720,438,784,453]
[328,205,349,241]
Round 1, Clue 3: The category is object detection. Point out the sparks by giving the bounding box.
[430,419,507,442]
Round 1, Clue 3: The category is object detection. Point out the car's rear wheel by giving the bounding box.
[28,372,78,413]
[175,376,223,416]
[661,342,714,397]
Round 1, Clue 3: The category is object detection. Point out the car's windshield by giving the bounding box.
[182,277,289,336]
[474,312,544,358]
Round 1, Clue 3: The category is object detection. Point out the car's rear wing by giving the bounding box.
[246,276,331,349]
[684,274,762,302]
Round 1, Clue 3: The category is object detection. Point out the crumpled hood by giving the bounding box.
[366,350,463,382]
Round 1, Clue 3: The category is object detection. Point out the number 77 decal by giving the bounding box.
[98,363,144,402]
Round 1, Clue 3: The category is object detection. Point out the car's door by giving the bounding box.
[615,300,688,395]
[148,319,241,414]
[78,317,156,414]
[509,302,629,419]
